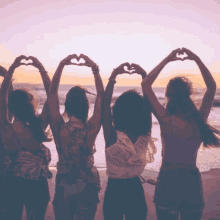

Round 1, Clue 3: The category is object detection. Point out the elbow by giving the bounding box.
[207,82,216,92]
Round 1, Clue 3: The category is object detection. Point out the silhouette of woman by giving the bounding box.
[0,65,13,219]
[102,62,157,220]
[141,48,220,220]
[0,55,52,220]
[48,54,104,220]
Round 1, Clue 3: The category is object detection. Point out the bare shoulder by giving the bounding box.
[161,115,199,138]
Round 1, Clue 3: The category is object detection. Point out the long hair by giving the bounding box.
[8,89,51,143]
[64,86,89,124]
[165,77,220,147]
[112,90,152,137]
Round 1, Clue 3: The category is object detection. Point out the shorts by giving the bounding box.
[154,163,205,212]
[103,176,148,220]
[53,173,100,220]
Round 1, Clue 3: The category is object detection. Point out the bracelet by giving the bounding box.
[92,65,99,73]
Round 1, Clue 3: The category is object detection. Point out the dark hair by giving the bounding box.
[8,89,51,143]
[112,90,152,137]
[165,77,220,147]
[64,86,89,124]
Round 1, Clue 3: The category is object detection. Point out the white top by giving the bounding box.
[105,131,157,178]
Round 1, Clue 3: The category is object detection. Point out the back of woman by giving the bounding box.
[160,115,202,165]
[48,54,104,220]
[141,48,220,220]
[0,56,52,220]
[102,63,157,220]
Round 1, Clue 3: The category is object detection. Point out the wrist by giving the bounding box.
[111,70,118,78]
[141,72,147,79]
[194,57,201,63]
[58,62,65,69]
[91,65,99,74]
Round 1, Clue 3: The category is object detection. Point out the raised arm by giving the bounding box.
[182,48,216,121]
[141,49,182,122]
[27,56,51,130]
[1,55,26,124]
[102,63,131,148]
[0,66,13,122]
[48,54,78,127]
[77,54,104,148]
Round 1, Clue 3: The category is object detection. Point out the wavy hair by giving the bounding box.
[165,77,220,147]
[112,90,152,137]
[8,89,51,143]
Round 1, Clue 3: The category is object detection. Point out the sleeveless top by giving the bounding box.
[56,121,101,192]
[2,124,52,180]
[161,116,202,166]
[105,131,157,178]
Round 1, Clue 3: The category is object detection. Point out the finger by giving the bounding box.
[182,47,190,53]
[182,57,190,61]
[123,71,131,74]
[122,62,130,69]
[177,50,184,55]
[130,70,138,74]
[17,55,27,61]
[173,57,183,61]
[27,56,37,61]
[68,54,78,59]
[77,63,87,66]
[79,54,88,59]
[68,62,79,66]
[19,63,27,66]
[130,63,138,68]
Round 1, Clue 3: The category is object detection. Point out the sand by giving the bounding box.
[21,167,220,220]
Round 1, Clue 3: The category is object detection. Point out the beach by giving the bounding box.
[21,167,220,220]
[17,84,220,219]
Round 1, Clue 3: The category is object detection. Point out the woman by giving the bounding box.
[102,62,157,220]
[0,65,13,219]
[141,48,220,220]
[0,55,52,220]
[48,54,104,220]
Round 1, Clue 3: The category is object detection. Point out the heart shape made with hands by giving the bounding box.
[123,64,136,74]
[70,56,86,65]
[21,57,33,65]
[176,51,188,60]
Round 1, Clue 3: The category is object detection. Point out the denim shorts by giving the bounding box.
[154,164,205,212]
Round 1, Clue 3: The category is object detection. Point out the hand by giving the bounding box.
[181,47,200,61]
[112,62,132,76]
[130,63,147,78]
[60,54,79,66]
[26,56,45,72]
[10,55,27,69]
[78,54,97,69]
[165,48,183,63]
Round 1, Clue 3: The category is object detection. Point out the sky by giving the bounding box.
[0,0,220,87]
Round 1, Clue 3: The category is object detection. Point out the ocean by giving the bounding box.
[14,84,220,172]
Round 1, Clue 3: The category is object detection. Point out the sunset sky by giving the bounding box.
[1,0,220,87]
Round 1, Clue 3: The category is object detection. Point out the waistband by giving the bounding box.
[160,162,198,171]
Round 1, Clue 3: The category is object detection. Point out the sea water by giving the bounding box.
[32,85,220,172]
